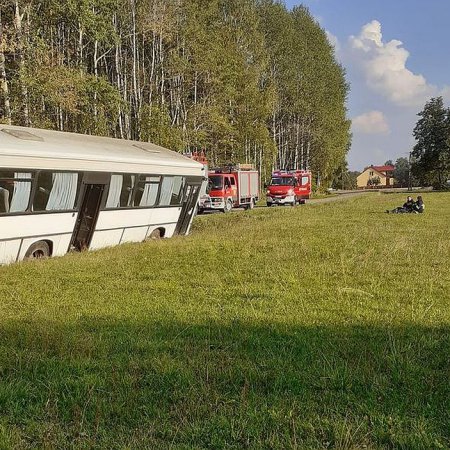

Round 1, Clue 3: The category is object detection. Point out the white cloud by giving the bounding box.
[349,20,437,107]
[352,111,390,135]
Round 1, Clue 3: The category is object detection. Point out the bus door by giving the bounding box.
[70,173,109,251]
[175,182,201,235]
[70,184,104,251]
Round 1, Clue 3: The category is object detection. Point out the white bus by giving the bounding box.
[0,126,205,264]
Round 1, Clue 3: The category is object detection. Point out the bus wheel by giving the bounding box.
[25,241,50,260]
[148,228,162,240]
[223,200,233,213]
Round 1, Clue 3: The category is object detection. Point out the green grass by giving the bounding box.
[0,193,449,449]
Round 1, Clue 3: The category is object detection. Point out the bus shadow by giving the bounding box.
[0,319,448,448]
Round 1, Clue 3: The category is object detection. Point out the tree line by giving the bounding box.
[370,97,450,190]
[0,0,351,182]
[412,96,450,189]
[390,97,450,190]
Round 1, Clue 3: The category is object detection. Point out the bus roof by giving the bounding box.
[0,126,203,176]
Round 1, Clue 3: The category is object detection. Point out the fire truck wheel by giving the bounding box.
[223,199,233,213]
[266,202,271,207]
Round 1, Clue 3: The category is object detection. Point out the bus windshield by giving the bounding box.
[271,177,295,186]
[208,175,223,191]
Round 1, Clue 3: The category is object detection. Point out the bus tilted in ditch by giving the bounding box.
[0,126,205,264]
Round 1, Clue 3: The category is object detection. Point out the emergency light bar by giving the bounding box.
[212,163,256,173]
[272,169,310,176]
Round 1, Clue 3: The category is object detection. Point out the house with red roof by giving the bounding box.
[357,164,395,188]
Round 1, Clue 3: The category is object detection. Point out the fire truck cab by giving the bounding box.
[199,165,259,213]
[266,170,312,207]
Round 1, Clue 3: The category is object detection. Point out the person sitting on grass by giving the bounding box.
[386,196,415,214]
[413,195,425,213]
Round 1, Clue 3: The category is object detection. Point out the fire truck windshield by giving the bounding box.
[271,177,294,186]
[208,175,223,191]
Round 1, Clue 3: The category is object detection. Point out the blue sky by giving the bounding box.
[285,0,450,170]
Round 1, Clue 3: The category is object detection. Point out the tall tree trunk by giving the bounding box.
[113,14,124,139]
[130,0,140,139]
[93,38,98,121]
[0,9,11,124]
[14,1,29,126]
[77,21,84,69]
[148,28,156,109]
[158,7,165,107]
[306,140,311,170]
[300,119,305,170]
[294,116,300,170]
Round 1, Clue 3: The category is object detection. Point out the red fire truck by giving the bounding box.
[199,164,260,213]
[266,170,312,207]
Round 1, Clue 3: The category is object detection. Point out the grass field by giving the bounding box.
[0,193,449,449]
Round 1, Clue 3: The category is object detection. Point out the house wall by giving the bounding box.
[357,168,392,188]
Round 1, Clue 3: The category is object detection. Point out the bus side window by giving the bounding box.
[0,185,8,213]
[170,176,185,205]
[106,174,123,208]
[33,172,52,210]
[120,174,136,207]
[0,173,12,213]
[33,172,79,211]
[134,175,161,207]
[0,171,32,214]
[159,177,174,206]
